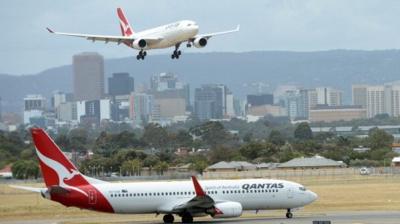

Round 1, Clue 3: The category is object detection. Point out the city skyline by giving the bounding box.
[3,0,400,74]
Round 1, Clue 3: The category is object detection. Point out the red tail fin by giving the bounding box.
[117,7,134,36]
[31,128,81,187]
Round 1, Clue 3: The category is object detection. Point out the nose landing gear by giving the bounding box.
[286,208,293,218]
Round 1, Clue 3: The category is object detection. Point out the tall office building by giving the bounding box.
[283,89,311,120]
[108,73,134,96]
[194,84,228,120]
[23,95,46,124]
[352,85,368,108]
[366,85,385,118]
[150,73,190,109]
[129,92,154,127]
[315,87,343,106]
[247,94,274,107]
[73,52,104,101]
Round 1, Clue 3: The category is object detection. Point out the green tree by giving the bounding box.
[142,124,169,148]
[11,160,39,179]
[294,122,313,140]
[268,130,285,146]
[121,159,142,176]
[154,161,169,175]
[367,128,394,149]
[190,121,230,147]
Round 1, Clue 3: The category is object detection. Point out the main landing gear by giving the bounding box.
[171,43,182,59]
[286,208,293,219]
[163,214,174,223]
[136,50,146,60]
[181,212,193,223]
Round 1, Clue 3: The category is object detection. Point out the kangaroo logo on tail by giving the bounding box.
[31,128,89,196]
[117,7,134,36]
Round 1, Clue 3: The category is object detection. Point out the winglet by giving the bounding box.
[191,176,206,197]
[46,27,54,33]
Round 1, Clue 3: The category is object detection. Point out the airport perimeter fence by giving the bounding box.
[201,167,400,181]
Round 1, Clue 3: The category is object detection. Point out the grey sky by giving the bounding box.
[2,0,400,74]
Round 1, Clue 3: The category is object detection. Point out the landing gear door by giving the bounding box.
[88,190,97,205]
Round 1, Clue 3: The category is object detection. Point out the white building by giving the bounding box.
[23,95,46,124]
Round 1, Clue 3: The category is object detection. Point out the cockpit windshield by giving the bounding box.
[299,186,307,191]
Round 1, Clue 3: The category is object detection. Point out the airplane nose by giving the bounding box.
[308,191,318,203]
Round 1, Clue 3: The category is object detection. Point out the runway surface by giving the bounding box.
[1,211,399,224]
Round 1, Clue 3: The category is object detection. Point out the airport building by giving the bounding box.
[73,52,105,101]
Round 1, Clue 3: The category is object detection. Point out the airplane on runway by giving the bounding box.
[46,8,239,60]
[11,128,317,223]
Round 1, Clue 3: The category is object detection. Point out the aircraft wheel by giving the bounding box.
[181,213,193,223]
[143,51,147,56]
[136,55,141,60]
[178,50,182,55]
[286,209,293,219]
[163,214,174,223]
[171,54,175,59]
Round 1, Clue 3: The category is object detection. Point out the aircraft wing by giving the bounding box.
[158,176,218,214]
[46,28,163,44]
[195,25,240,40]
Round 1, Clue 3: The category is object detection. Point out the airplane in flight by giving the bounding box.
[12,128,317,223]
[46,8,239,60]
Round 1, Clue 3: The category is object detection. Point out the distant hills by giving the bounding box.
[2,50,400,113]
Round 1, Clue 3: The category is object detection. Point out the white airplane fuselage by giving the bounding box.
[93,179,317,215]
[132,20,199,50]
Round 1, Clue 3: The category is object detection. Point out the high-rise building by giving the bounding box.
[150,73,190,109]
[108,73,134,96]
[152,90,186,119]
[76,99,111,126]
[73,52,104,101]
[23,95,46,124]
[282,89,312,120]
[129,92,154,127]
[246,94,273,107]
[352,85,368,108]
[194,84,228,120]
[366,85,385,118]
[315,87,343,106]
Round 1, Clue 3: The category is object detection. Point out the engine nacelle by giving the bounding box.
[209,202,242,218]
[193,37,207,48]
[132,39,147,49]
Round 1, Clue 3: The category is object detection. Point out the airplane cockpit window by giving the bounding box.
[299,186,307,191]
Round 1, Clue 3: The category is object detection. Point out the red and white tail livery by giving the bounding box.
[11,128,317,223]
[117,7,134,37]
[46,7,239,60]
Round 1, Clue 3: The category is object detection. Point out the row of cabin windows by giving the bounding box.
[222,189,279,194]
[110,189,278,198]
[111,191,214,198]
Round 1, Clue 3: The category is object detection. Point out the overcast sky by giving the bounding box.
[2,0,400,74]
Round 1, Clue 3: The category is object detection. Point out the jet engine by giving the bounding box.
[208,202,243,218]
[193,37,207,48]
[132,39,147,49]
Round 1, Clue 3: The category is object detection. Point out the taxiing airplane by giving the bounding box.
[46,8,239,60]
[11,128,317,223]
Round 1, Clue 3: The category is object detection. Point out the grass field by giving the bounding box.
[1,175,400,223]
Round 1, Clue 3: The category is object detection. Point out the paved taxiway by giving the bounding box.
[1,211,399,224]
